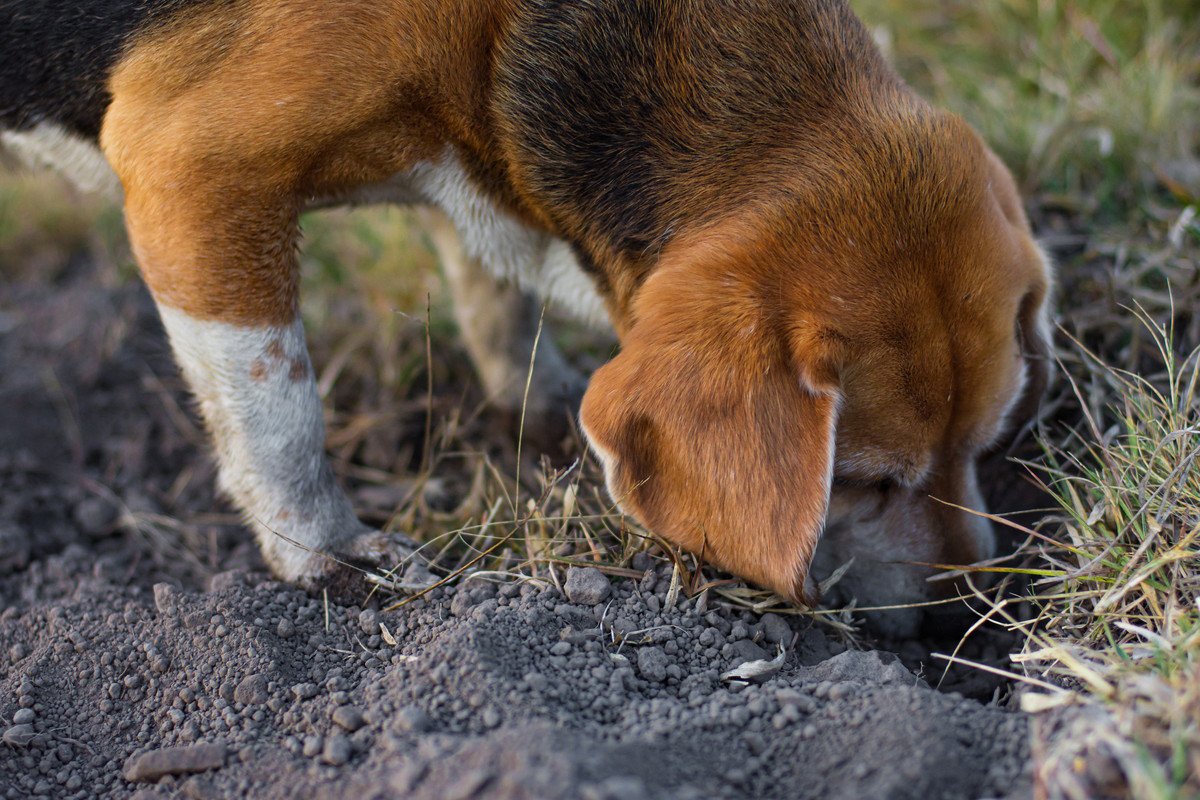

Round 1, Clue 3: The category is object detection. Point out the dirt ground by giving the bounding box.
[0,263,1037,799]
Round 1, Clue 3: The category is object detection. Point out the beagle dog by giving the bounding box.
[1,0,1050,632]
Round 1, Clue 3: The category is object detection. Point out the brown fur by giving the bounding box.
[93,0,1051,606]
[102,0,522,325]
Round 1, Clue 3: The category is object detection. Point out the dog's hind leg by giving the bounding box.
[421,210,586,446]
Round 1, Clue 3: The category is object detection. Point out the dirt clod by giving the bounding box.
[233,674,269,706]
[321,735,353,766]
[332,706,366,732]
[2,723,34,747]
[122,743,227,782]
[564,566,612,605]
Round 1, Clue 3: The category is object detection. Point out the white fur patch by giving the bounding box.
[1,123,122,199]
[310,148,608,326]
[157,307,367,580]
[407,149,609,328]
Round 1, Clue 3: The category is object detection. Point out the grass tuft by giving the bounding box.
[991,305,1200,797]
[857,0,1200,216]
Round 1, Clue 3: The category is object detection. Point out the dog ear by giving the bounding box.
[1011,276,1053,432]
[580,261,840,606]
[984,149,1054,438]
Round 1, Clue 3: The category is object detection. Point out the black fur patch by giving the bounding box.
[495,0,894,263]
[0,0,215,139]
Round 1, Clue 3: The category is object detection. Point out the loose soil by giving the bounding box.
[1,264,1034,799]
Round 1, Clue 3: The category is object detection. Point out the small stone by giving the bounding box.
[276,619,295,639]
[12,709,34,725]
[759,613,792,644]
[636,647,670,683]
[321,735,352,766]
[564,567,611,606]
[332,706,365,732]
[122,743,226,782]
[358,609,380,636]
[292,683,319,700]
[153,583,179,615]
[482,706,501,728]
[728,639,769,664]
[233,674,269,706]
[393,706,431,733]
[302,735,323,758]
[2,724,34,747]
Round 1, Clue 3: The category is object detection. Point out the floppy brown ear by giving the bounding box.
[580,264,839,606]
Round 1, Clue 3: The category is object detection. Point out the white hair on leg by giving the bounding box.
[157,306,367,582]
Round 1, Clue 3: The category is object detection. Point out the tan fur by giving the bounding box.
[101,0,522,325]
[84,0,1051,608]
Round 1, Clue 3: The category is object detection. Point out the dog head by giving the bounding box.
[580,110,1051,630]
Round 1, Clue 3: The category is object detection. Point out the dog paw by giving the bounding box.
[342,530,437,589]
[303,529,437,603]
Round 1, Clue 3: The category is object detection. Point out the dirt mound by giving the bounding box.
[0,267,1032,799]
[1,563,1029,800]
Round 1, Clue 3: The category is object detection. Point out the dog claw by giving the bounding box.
[315,529,437,602]
[362,562,438,593]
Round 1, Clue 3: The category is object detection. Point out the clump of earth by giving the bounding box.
[1,264,1033,799]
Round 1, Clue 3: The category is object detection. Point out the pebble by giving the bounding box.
[636,647,670,683]
[234,674,269,706]
[122,743,226,782]
[393,706,431,733]
[759,613,792,644]
[358,609,380,636]
[564,567,611,606]
[332,706,365,732]
[292,683,319,701]
[153,583,179,615]
[321,735,352,766]
[12,709,34,725]
[728,639,769,664]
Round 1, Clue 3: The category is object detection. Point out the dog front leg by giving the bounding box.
[108,171,423,591]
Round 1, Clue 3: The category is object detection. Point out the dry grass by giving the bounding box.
[1022,325,1200,797]
[949,214,1200,798]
